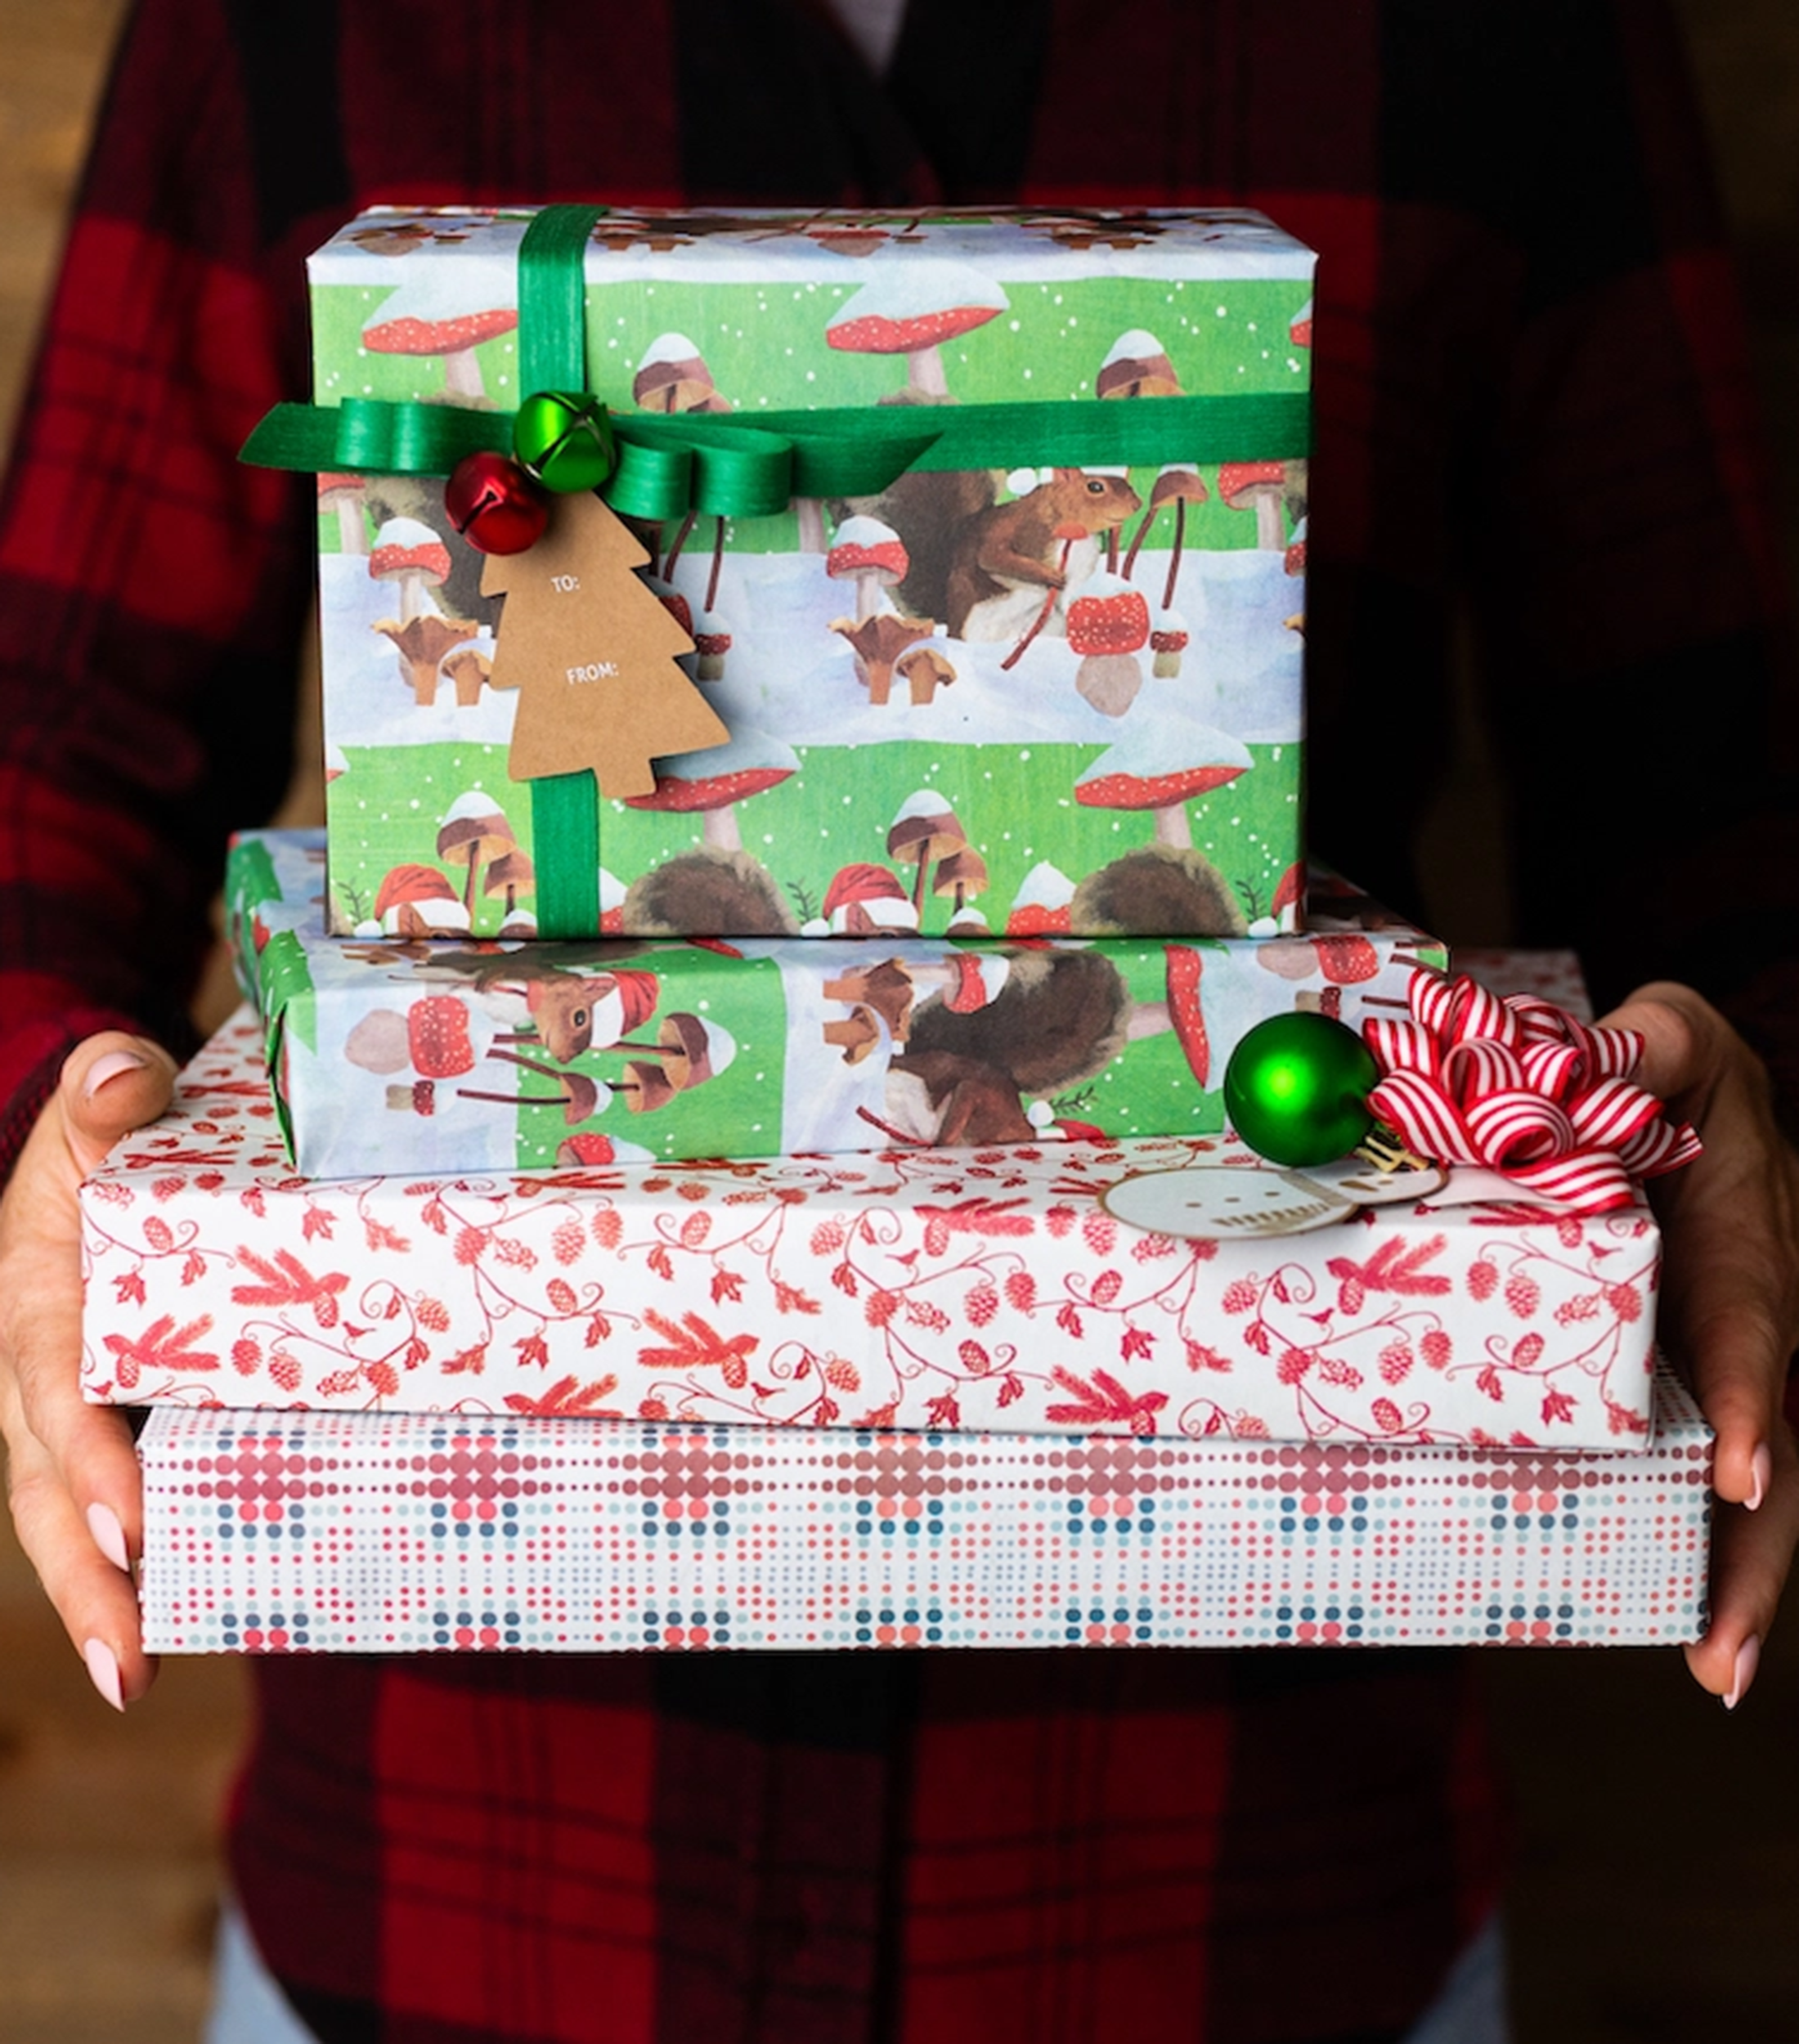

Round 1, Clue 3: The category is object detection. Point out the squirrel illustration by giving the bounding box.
[859,468,1142,643]
[873,948,1134,1146]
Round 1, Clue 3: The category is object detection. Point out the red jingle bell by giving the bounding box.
[443,451,549,555]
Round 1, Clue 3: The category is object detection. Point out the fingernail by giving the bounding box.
[87,1501,130,1572]
[82,1050,149,1101]
[1747,1443,1773,1513]
[1725,1634,1762,1712]
[82,1638,124,1712]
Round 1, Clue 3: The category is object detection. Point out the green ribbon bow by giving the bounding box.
[244,204,1311,932]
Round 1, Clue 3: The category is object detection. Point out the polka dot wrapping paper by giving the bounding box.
[82,1001,1665,1449]
[135,1363,1710,1653]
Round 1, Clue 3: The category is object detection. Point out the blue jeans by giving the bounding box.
[207,1896,1510,2042]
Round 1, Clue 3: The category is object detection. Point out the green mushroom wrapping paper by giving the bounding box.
[307,206,1314,940]
[227,831,1442,1178]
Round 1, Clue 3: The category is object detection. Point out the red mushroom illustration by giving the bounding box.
[1149,608,1191,679]
[621,732,799,854]
[318,474,369,555]
[823,863,917,935]
[1074,726,1254,850]
[1065,573,1152,717]
[1217,461,1290,552]
[825,259,1008,404]
[1120,944,1214,1086]
[1290,297,1313,349]
[1004,862,1075,937]
[370,517,452,623]
[361,279,518,403]
[827,516,909,623]
[1284,514,1308,635]
[375,864,471,938]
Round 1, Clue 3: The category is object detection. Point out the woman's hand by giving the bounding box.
[1603,984,1799,1707]
[0,1033,178,1708]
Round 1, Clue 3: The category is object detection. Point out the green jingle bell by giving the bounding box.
[1223,1011,1380,1168]
[514,390,617,493]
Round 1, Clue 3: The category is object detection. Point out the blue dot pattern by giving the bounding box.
[137,1369,1712,1653]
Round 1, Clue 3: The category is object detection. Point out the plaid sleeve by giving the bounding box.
[1455,7,1799,1061]
[0,0,315,1172]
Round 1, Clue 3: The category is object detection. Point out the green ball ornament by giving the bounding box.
[514,390,617,493]
[1223,1012,1380,1168]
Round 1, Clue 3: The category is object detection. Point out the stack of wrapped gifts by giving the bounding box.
[79,204,1712,1654]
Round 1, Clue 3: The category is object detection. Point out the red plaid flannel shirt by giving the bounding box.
[2,2,1791,2038]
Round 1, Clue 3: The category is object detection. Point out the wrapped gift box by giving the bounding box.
[303,206,1314,938]
[229,830,1441,1177]
[83,1009,1662,1446]
[133,1364,1710,1654]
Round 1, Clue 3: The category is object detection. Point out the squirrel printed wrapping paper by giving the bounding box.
[231,831,1439,1178]
[311,207,1314,939]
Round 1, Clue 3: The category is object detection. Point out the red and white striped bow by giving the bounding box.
[1362,970,1702,1213]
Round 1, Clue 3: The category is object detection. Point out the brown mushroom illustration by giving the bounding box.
[1123,464,1210,611]
[829,612,937,706]
[483,848,537,935]
[460,1050,604,1125]
[633,332,730,414]
[1096,328,1185,401]
[1217,461,1290,551]
[887,792,969,917]
[825,260,1008,404]
[436,795,518,918]
[361,280,518,403]
[1065,575,1151,718]
[441,644,494,707]
[933,846,989,932]
[372,613,480,706]
[897,644,957,706]
[621,733,799,854]
[615,1011,736,1111]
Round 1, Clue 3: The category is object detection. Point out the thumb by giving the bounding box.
[56,1034,180,1177]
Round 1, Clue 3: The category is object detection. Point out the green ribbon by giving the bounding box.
[248,204,1311,934]
[247,390,1307,523]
